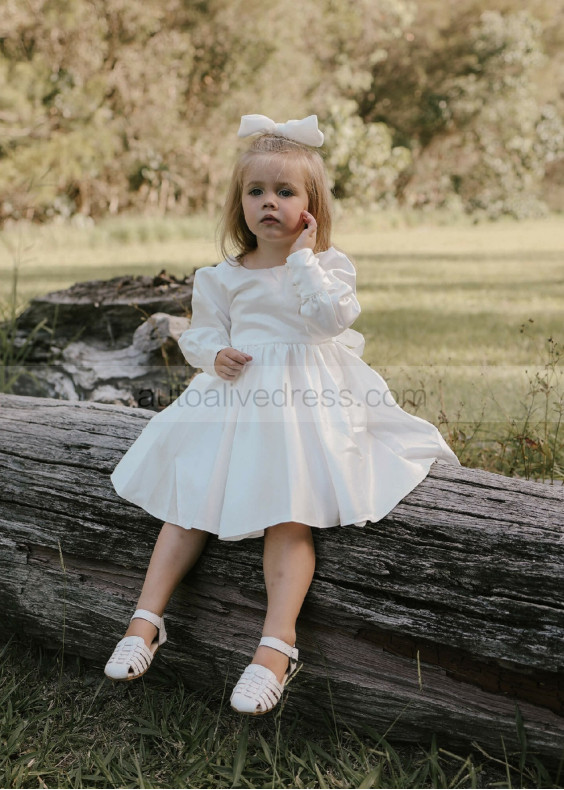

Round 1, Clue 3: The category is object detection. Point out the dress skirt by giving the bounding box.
[110,338,461,541]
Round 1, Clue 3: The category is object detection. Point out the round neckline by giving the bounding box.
[240,263,285,271]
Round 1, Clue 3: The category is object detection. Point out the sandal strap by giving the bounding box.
[259,636,298,659]
[231,664,284,713]
[105,635,155,679]
[259,636,299,666]
[111,636,153,662]
[130,609,167,646]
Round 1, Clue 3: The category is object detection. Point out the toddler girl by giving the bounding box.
[106,113,461,715]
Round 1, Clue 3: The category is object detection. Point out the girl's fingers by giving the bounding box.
[303,210,317,229]
[289,211,317,255]
[303,211,317,241]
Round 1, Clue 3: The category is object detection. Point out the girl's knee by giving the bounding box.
[266,521,312,538]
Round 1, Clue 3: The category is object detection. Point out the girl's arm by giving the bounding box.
[285,247,361,339]
[178,267,231,377]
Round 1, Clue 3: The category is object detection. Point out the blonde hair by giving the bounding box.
[218,133,333,265]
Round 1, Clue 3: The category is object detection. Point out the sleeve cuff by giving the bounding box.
[285,248,327,297]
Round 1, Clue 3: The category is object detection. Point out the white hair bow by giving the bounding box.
[237,114,324,147]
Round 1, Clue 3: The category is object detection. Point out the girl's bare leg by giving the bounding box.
[124,521,210,645]
[250,521,316,683]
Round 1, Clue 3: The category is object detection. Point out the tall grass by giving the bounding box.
[435,330,564,482]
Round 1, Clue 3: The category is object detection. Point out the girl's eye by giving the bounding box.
[279,189,293,197]
[249,188,262,196]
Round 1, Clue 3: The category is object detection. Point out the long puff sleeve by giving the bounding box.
[285,247,361,339]
[178,266,231,377]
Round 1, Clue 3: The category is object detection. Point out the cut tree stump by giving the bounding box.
[2,268,199,405]
[1,393,563,761]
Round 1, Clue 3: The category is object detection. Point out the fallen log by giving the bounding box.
[1,393,563,761]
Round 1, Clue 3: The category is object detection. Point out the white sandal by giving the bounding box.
[104,609,167,681]
[230,636,300,715]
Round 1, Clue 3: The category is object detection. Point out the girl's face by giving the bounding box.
[241,155,309,249]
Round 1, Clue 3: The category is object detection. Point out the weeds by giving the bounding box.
[434,328,564,483]
[487,333,562,482]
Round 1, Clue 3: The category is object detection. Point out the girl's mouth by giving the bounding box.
[261,216,279,223]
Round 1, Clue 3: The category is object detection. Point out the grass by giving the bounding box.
[1,635,562,789]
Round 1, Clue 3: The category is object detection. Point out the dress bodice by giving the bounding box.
[178,247,365,376]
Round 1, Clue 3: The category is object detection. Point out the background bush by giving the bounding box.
[1,0,562,224]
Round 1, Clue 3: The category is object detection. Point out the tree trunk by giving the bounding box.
[1,393,563,761]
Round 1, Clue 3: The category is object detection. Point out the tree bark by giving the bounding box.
[1,393,563,761]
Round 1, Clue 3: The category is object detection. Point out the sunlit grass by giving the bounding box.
[1,211,563,307]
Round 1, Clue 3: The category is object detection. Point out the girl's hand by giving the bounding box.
[214,347,252,379]
[289,210,317,255]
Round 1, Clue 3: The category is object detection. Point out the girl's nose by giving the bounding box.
[262,194,277,208]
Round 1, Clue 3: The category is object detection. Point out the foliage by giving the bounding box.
[322,99,412,210]
[357,3,564,219]
[0,0,563,224]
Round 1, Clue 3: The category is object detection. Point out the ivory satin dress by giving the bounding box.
[110,246,461,541]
